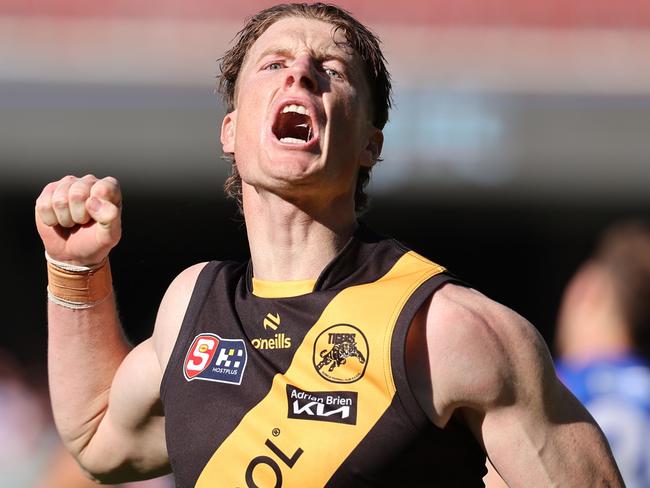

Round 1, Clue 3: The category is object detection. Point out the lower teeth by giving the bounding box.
[280,137,305,144]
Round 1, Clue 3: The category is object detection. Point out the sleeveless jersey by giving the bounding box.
[161,226,486,487]
[557,355,650,488]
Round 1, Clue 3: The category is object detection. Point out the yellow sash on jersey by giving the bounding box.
[196,252,444,488]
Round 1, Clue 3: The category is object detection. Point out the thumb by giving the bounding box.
[86,196,122,249]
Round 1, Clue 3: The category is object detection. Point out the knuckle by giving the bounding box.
[35,193,49,209]
[37,182,57,201]
[93,182,119,201]
[69,187,90,202]
[103,176,120,187]
[92,185,110,199]
[35,202,51,216]
[35,202,50,215]
[102,178,122,196]
[51,195,69,209]
[43,181,58,192]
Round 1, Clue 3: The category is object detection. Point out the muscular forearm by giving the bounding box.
[48,294,170,482]
[477,380,624,487]
[47,293,131,456]
[486,412,622,487]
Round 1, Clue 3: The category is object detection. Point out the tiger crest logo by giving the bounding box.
[313,324,369,383]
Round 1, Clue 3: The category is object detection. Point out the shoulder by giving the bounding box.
[426,284,549,375]
[407,283,554,425]
[152,262,209,371]
[407,284,625,486]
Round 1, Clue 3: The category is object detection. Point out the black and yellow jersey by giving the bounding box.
[160,225,486,487]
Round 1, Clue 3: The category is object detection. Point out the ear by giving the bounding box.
[361,127,384,168]
[220,111,237,153]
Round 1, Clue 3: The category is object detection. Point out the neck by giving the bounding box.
[557,300,633,364]
[556,263,635,364]
[242,184,357,281]
[559,323,632,365]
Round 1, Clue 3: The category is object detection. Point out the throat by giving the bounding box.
[246,217,357,284]
[273,112,313,143]
[241,183,359,283]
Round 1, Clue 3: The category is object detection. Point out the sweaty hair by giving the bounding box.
[217,2,392,213]
[594,221,650,360]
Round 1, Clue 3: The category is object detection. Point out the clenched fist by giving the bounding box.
[35,175,122,266]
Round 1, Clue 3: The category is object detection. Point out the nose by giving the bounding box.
[284,55,318,93]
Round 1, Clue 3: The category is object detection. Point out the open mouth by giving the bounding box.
[272,104,315,144]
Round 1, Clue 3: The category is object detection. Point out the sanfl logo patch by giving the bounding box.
[183,333,248,385]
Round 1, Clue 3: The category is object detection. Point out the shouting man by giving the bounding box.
[35,3,622,487]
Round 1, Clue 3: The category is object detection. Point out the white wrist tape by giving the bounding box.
[44,251,105,272]
[46,289,110,310]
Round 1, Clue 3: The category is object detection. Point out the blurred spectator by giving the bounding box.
[0,351,54,488]
[33,445,174,488]
[0,349,173,488]
[555,220,650,488]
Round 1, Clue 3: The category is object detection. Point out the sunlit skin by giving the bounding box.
[221,17,383,211]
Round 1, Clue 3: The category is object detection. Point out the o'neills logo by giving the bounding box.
[313,324,368,383]
[286,385,358,425]
[252,333,292,350]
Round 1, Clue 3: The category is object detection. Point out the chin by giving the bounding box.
[264,148,324,178]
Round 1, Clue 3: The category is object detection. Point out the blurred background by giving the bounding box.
[1,0,649,486]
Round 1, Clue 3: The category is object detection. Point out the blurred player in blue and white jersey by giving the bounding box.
[556,221,650,488]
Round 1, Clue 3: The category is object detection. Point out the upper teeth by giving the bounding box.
[282,104,309,115]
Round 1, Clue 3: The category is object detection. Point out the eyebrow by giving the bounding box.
[254,46,354,67]
[255,47,293,63]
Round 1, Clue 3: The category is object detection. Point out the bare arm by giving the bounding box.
[406,284,623,487]
[36,175,201,482]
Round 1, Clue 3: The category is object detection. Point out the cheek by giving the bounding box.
[235,94,265,145]
[329,92,366,145]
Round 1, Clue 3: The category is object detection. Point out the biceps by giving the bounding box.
[81,339,169,480]
[108,338,165,428]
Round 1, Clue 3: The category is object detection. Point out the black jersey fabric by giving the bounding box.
[160,225,486,487]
